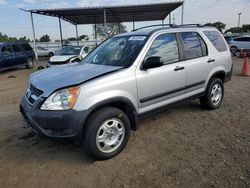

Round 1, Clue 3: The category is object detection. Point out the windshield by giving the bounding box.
[82,35,147,67]
[56,47,81,56]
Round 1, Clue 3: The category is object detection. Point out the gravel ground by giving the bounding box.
[0,57,249,188]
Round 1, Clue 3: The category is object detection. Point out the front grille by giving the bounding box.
[26,84,43,104]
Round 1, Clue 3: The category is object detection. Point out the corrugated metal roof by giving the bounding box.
[29,1,184,25]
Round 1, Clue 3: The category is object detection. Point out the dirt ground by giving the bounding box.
[0,57,249,188]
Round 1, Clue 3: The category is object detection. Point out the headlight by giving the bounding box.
[40,86,80,110]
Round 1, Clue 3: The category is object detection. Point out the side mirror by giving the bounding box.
[141,56,164,70]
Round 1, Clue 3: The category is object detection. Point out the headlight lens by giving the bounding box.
[40,86,80,110]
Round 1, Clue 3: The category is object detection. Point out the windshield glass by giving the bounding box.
[56,46,81,55]
[82,36,147,67]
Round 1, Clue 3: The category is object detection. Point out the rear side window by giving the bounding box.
[180,32,207,60]
[203,31,227,52]
[2,45,13,54]
[234,37,250,42]
[21,44,33,51]
[12,45,22,52]
[146,33,179,65]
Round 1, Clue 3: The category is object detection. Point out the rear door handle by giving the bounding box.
[174,66,185,71]
[207,59,215,63]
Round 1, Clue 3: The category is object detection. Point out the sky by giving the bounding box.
[0,0,250,41]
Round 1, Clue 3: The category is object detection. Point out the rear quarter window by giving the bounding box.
[21,44,33,51]
[203,31,227,52]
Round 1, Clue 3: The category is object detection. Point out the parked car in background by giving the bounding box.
[224,35,238,44]
[0,42,36,72]
[228,36,250,55]
[20,24,232,160]
[37,46,54,57]
[47,46,91,67]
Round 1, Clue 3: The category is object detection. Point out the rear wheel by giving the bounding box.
[230,46,237,56]
[48,52,54,57]
[25,58,34,69]
[200,78,224,110]
[84,107,131,160]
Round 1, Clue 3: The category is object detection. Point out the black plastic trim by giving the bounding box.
[140,80,205,103]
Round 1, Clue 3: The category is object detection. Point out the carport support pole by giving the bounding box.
[104,9,108,38]
[59,17,63,47]
[30,12,37,60]
[94,22,97,47]
[132,15,135,30]
[75,24,79,46]
[181,3,184,25]
[169,13,171,24]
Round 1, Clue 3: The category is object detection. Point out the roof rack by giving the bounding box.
[133,24,204,31]
[132,24,178,31]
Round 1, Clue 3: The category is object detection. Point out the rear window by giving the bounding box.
[21,44,33,51]
[180,32,208,60]
[203,31,227,52]
[234,37,250,42]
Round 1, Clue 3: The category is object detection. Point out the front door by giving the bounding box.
[136,33,186,113]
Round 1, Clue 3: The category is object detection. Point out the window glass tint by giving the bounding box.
[181,32,203,59]
[203,31,227,52]
[198,35,208,56]
[21,44,32,51]
[2,45,13,53]
[12,45,21,52]
[146,33,179,65]
[234,37,250,42]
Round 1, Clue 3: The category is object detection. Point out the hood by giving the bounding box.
[30,63,122,97]
[50,55,76,62]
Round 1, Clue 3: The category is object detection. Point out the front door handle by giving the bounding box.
[207,59,215,63]
[174,66,185,71]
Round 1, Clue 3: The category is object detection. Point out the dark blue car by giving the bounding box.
[0,42,36,72]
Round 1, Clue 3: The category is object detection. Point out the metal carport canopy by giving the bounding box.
[29,1,184,25]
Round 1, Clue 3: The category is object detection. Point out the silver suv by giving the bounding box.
[20,24,232,160]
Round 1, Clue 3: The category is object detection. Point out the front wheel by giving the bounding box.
[84,107,131,160]
[200,78,224,110]
[230,46,237,56]
[25,58,34,69]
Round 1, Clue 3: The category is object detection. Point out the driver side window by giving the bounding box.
[146,33,179,65]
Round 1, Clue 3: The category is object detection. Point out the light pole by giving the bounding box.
[238,12,242,28]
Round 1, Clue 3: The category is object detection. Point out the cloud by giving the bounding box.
[0,0,6,5]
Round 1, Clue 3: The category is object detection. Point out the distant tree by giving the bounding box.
[39,34,51,42]
[19,36,30,42]
[67,37,77,41]
[0,32,9,41]
[78,34,89,41]
[94,23,127,38]
[225,27,242,33]
[204,22,226,33]
[242,25,250,32]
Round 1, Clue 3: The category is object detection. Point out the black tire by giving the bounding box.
[48,52,54,57]
[200,78,224,110]
[25,58,34,69]
[84,107,131,160]
[230,46,237,56]
[72,58,81,63]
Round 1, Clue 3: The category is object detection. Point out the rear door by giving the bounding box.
[0,45,14,68]
[12,44,26,65]
[179,32,210,94]
[136,33,186,111]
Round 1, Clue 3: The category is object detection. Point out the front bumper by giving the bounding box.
[20,96,84,140]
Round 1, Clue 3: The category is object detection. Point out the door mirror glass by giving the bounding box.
[141,56,164,70]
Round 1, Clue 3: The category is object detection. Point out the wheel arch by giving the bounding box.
[78,97,138,142]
